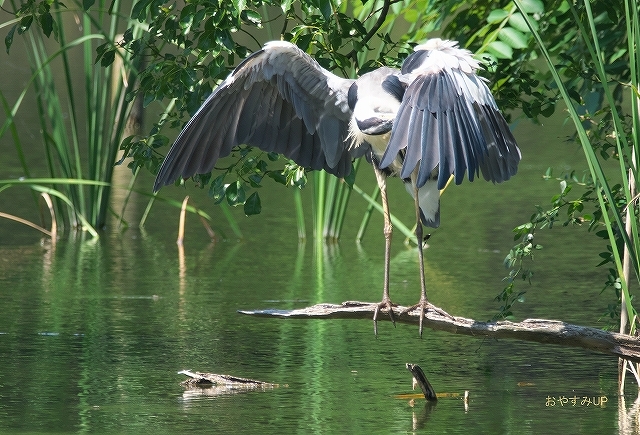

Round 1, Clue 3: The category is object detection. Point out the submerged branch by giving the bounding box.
[239,301,640,363]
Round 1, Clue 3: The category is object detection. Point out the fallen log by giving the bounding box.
[239,301,640,363]
[178,370,280,388]
[178,370,282,399]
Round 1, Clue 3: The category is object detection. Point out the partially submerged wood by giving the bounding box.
[179,370,280,391]
[239,301,640,363]
[406,363,437,401]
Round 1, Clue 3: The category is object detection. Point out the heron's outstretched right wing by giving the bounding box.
[380,39,521,190]
[154,41,357,192]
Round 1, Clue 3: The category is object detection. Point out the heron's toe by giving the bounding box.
[373,298,397,335]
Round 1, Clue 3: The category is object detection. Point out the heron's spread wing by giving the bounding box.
[380,39,521,190]
[154,41,356,192]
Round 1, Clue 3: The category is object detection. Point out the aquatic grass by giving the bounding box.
[514,0,639,388]
[0,178,110,237]
[355,184,380,242]
[293,188,306,240]
[311,170,355,241]
[1,0,146,236]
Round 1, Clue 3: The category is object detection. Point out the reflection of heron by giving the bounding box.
[154,39,521,335]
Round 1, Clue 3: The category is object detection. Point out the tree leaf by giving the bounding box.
[179,4,195,30]
[487,40,513,59]
[5,24,17,54]
[508,12,536,32]
[404,8,418,23]
[39,12,53,38]
[498,27,528,49]
[132,0,152,21]
[241,9,262,26]
[209,174,226,204]
[317,0,332,20]
[518,0,544,14]
[100,49,116,67]
[18,15,33,34]
[539,103,555,118]
[244,192,261,215]
[296,33,313,51]
[267,171,287,185]
[94,42,108,64]
[232,0,246,16]
[225,181,245,206]
[280,0,293,13]
[487,9,509,24]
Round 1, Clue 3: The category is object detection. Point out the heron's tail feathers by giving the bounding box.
[406,180,440,228]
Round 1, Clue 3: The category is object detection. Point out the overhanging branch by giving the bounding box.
[239,301,640,363]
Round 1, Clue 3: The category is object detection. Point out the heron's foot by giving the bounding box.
[402,299,454,337]
[373,298,397,336]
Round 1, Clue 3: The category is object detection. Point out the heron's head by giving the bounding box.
[347,67,404,150]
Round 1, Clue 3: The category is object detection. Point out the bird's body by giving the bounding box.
[154,39,521,334]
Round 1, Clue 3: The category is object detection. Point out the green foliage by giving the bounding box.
[498,0,639,330]
[495,233,541,320]
[4,0,59,54]
[441,0,638,323]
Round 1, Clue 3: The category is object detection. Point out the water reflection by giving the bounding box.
[409,400,438,432]
[180,384,279,401]
[619,394,640,435]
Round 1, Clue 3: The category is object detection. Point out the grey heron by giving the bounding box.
[153,39,521,335]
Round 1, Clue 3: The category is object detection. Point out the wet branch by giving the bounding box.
[239,301,640,363]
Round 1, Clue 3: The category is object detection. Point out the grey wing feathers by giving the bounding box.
[380,48,520,190]
[154,41,355,192]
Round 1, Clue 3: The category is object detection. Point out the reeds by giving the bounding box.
[0,0,145,237]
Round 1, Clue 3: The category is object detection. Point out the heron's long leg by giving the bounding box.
[405,181,454,336]
[372,163,396,335]
[414,182,428,336]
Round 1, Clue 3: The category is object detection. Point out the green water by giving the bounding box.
[0,226,627,434]
[0,54,637,432]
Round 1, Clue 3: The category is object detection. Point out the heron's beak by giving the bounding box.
[356,117,393,135]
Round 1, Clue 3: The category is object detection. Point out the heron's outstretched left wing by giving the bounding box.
[154,41,356,192]
[379,39,521,190]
